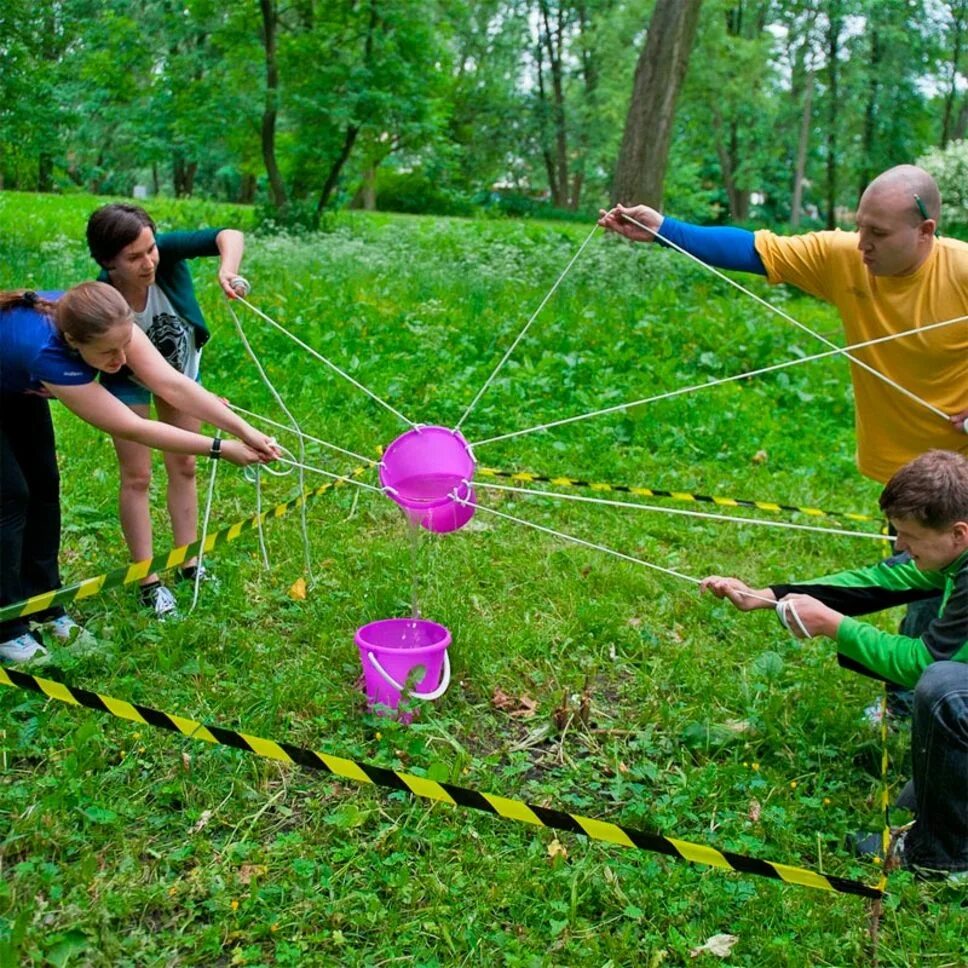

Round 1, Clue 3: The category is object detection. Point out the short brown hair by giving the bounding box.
[880,450,968,529]
[86,203,156,268]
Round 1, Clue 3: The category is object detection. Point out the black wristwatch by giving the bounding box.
[209,438,222,460]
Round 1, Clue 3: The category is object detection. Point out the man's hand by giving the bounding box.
[597,203,663,243]
[776,594,843,639]
[699,576,776,611]
[949,406,968,434]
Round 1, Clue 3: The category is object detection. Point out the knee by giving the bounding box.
[120,465,152,495]
[914,662,968,710]
[167,453,197,483]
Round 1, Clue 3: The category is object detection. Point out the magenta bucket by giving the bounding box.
[379,426,476,533]
[356,618,452,717]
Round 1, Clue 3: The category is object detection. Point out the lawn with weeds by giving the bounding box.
[0,191,964,966]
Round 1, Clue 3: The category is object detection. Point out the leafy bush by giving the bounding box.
[373,169,475,217]
[918,139,968,230]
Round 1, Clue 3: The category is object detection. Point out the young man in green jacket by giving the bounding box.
[701,449,968,878]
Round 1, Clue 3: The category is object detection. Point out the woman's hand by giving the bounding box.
[220,439,277,467]
[238,429,282,463]
[699,576,776,611]
[218,269,250,300]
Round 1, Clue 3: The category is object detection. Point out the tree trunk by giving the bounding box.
[538,0,569,208]
[38,152,54,192]
[857,25,881,199]
[240,173,257,204]
[313,0,379,222]
[791,70,814,228]
[259,0,287,209]
[612,0,703,206]
[942,2,967,147]
[824,2,842,229]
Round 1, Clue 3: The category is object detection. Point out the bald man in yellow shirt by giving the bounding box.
[599,164,968,485]
[600,165,968,722]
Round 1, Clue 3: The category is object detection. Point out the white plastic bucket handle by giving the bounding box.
[366,650,451,701]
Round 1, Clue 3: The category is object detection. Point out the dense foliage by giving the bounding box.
[3,1,968,227]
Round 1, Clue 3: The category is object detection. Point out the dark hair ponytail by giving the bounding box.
[0,289,58,315]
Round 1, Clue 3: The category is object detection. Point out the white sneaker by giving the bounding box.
[46,615,83,641]
[139,583,178,620]
[0,633,50,664]
[40,615,99,655]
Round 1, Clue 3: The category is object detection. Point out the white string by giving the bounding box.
[228,304,315,585]
[188,430,220,613]
[455,225,601,431]
[620,212,948,421]
[276,457,383,494]
[460,490,812,635]
[777,598,813,638]
[253,467,270,570]
[455,492,702,585]
[236,295,416,428]
[471,313,967,447]
[228,403,377,466]
[474,480,892,542]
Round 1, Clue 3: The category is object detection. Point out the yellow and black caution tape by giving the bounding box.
[0,468,369,625]
[479,467,878,524]
[0,668,884,901]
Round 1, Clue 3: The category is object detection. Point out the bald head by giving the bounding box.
[861,165,941,225]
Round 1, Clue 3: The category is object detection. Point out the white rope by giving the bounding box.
[474,480,892,542]
[253,467,270,570]
[236,296,416,428]
[229,403,377,466]
[460,490,812,634]
[228,304,315,585]
[455,225,601,431]
[621,212,948,421]
[188,430,220,613]
[777,598,813,638]
[276,457,384,495]
[471,313,967,447]
[455,492,702,585]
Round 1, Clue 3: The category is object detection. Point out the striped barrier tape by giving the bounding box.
[0,467,370,625]
[0,667,884,901]
[478,468,878,524]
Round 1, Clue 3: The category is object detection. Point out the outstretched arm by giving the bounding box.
[46,379,268,467]
[215,229,246,299]
[120,326,276,458]
[599,203,767,274]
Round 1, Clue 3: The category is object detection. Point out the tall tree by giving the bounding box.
[612,0,702,205]
[259,0,287,208]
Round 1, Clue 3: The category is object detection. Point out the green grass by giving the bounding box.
[0,190,963,967]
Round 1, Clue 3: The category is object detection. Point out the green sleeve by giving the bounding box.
[155,229,222,261]
[836,617,934,689]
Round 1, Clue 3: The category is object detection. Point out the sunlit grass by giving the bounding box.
[1,190,958,967]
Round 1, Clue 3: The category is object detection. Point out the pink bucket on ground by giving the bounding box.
[355,618,452,719]
[379,426,476,533]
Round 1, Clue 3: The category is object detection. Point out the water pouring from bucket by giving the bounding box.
[379,425,476,533]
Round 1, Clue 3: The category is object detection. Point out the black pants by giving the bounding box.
[905,662,968,872]
[0,393,65,640]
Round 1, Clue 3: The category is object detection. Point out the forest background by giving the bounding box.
[4,0,968,231]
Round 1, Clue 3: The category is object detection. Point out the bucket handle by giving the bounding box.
[366,650,451,701]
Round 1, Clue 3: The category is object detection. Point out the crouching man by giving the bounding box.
[701,449,967,879]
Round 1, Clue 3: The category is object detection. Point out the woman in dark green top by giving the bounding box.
[87,204,249,619]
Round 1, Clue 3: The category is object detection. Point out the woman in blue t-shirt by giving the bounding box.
[0,283,278,664]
